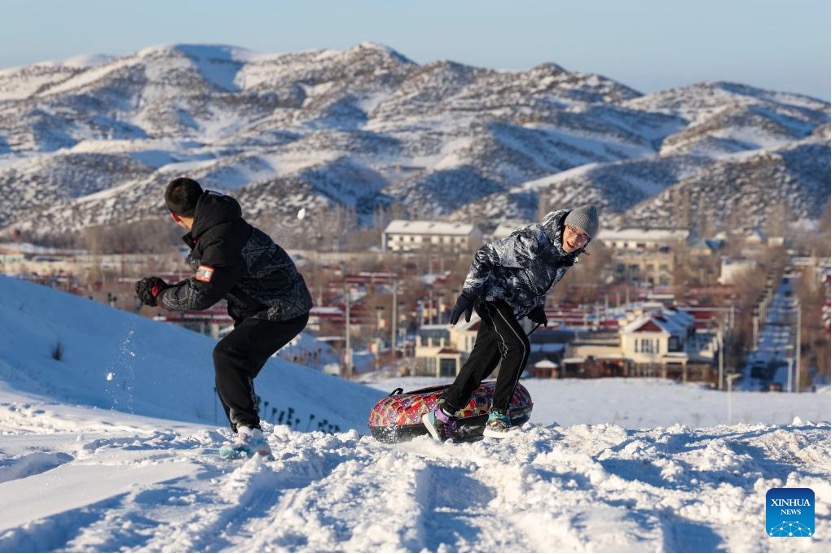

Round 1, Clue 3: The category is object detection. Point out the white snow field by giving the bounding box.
[0,275,829,552]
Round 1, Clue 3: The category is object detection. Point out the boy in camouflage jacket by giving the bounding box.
[423,205,599,440]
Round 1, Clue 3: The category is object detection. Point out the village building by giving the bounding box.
[412,301,721,385]
[383,220,483,254]
[719,258,758,285]
[596,228,690,287]
[413,320,478,377]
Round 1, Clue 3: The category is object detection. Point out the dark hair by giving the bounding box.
[165,177,203,217]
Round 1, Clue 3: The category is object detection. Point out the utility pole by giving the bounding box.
[391,280,397,363]
[727,373,741,424]
[718,320,724,391]
[344,284,352,378]
[795,299,802,392]
[120,238,126,281]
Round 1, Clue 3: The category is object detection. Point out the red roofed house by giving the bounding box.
[620,308,715,382]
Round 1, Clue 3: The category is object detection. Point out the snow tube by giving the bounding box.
[368,381,533,443]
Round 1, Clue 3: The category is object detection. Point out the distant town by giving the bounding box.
[1,218,829,393]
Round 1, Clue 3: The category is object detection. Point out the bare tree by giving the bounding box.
[83,219,180,254]
[765,198,790,239]
[794,265,831,384]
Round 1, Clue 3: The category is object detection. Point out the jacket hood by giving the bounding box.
[540,209,569,255]
[190,191,243,238]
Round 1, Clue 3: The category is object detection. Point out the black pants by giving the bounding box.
[213,312,309,430]
[441,299,530,414]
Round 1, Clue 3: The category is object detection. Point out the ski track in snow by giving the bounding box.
[0,420,828,553]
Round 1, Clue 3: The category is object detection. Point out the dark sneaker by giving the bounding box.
[482,410,514,438]
[422,407,458,442]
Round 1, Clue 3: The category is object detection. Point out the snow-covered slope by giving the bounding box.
[0,276,829,552]
[0,275,378,430]
[1,403,828,553]
[0,43,827,237]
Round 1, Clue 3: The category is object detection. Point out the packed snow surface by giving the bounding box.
[0,275,829,552]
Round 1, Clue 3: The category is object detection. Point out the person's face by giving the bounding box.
[562,224,590,253]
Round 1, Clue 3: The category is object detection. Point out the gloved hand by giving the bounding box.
[528,306,548,327]
[449,293,475,325]
[135,277,168,307]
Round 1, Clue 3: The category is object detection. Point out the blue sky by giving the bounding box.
[1,0,829,100]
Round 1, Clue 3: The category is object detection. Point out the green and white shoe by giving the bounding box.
[482,410,514,438]
[219,426,273,459]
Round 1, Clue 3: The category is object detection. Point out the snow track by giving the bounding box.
[1,420,827,553]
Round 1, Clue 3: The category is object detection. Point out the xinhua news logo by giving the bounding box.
[766,488,815,538]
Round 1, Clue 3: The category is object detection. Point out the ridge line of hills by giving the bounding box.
[0,42,828,239]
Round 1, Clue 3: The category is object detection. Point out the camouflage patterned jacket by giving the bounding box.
[158,191,313,323]
[461,209,581,319]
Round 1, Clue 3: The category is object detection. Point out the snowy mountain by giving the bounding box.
[0,276,830,552]
[0,43,828,238]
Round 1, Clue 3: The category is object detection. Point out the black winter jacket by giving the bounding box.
[158,191,313,323]
[461,209,581,319]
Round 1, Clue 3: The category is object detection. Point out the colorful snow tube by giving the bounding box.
[368,381,533,442]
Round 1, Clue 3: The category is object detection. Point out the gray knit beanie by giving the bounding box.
[563,205,599,240]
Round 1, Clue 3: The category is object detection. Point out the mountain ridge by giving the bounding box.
[0,42,828,238]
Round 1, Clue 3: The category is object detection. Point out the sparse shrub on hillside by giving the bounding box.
[51,340,64,361]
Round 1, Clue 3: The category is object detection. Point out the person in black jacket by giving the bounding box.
[135,177,313,457]
[423,205,599,441]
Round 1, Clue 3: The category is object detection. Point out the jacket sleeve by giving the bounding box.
[461,225,542,297]
[157,235,244,312]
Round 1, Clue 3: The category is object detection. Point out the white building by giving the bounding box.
[596,228,691,287]
[383,220,483,254]
[595,228,690,251]
[718,258,758,285]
